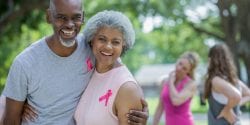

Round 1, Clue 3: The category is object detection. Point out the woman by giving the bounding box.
[74,10,144,125]
[204,44,250,125]
[152,52,199,125]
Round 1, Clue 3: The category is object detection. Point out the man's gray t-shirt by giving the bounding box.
[3,34,94,125]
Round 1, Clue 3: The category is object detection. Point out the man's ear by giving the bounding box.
[46,9,52,24]
[81,11,85,24]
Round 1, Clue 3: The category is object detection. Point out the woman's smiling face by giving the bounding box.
[91,27,124,70]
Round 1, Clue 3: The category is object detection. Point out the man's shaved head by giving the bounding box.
[47,0,84,48]
[49,0,83,11]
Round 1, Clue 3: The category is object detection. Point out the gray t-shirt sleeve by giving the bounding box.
[3,59,28,101]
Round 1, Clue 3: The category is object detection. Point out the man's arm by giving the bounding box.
[3,97,24,125]
[0,96,6,125]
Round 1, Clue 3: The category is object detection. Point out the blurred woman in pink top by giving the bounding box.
[74,10,145,125]
[153,52,199,125]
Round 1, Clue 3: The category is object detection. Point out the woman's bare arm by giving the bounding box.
[212,76,241,124]
[239,80,250,106]
[168,73,197,106]
[114,82,143,125]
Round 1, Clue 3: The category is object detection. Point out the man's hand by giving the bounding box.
[127,98,148,125]
[22,101,37,122]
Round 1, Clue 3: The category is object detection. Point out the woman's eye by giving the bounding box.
[112,41,121,45]
[98,38,106,42]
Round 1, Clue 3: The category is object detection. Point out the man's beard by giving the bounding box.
[59,37,76,47]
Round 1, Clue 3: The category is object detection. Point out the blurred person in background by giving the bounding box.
[153,51,199,125]
[204,43,250,125]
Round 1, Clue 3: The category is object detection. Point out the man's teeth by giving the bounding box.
[62,30,74,35]
[101,51,112,56]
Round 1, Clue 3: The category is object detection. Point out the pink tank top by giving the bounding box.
[161,75,194,125]
[74,65,136,125]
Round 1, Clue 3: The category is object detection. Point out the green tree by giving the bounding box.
[83,0,208,72]
[1,0,249,92]
[0,0,49,91]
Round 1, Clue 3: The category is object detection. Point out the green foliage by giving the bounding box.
[122,22,208,74]
[0,22,52,92]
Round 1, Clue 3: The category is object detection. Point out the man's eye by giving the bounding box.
[56,16,66,20]
[76,16,82,19]
[73,16,82,21]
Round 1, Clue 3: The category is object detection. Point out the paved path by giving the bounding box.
[148,113,250,125]
[193,113,250,125]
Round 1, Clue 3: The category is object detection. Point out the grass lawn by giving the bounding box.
[194,121,208,125]
[155,121,208,125]
[147,121,208,125]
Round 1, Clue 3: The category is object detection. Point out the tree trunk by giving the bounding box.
[217,0,241,78]
[236,0,250,86]
[242,54,250,86]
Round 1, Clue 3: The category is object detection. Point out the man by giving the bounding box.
[2,0,148,125]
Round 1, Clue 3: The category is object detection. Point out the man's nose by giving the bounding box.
[65,19,74,28]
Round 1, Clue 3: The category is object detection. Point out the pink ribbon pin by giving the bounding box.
[99,89,112,106]
[86,57,93,71]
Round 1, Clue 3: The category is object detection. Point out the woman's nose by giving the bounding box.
[105,42,112,49]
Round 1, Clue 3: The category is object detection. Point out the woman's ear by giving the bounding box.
[122,45,125,50]
[89,41,93,47]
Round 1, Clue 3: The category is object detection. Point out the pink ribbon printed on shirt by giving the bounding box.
[99,89,112,106]
[86,57,93,71]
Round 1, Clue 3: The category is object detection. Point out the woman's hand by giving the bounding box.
[22,101,38,122]
[168,71,176,84]
[217,108,237,124]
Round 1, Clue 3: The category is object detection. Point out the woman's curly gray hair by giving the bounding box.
[83,10,135,55]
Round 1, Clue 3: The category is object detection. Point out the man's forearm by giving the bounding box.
[3,116,21,125]
[4,97,25,125]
